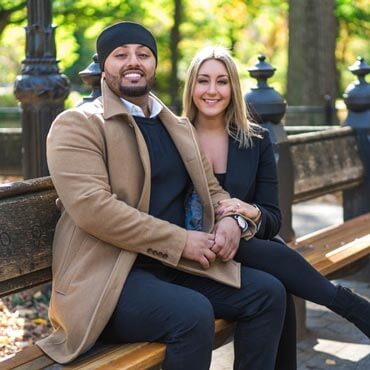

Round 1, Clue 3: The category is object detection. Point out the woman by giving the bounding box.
[183,46,370,368]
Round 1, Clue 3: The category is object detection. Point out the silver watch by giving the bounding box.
[229,214,249,232]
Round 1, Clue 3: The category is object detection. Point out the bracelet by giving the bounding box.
[251,204,261,223]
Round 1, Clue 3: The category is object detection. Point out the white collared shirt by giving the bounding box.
[121,96,163,118]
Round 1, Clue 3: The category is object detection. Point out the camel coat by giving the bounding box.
[37,80,242,364]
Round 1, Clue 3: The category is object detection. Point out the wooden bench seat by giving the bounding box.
[289,213,370,277]
[0,319,234,370]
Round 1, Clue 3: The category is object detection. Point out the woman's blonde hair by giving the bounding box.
[183,46,260,147]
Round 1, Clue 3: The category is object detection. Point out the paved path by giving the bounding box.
[210,201,370,369]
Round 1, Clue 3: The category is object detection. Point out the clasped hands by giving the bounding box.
[183,198,261,269]
[183,216,241,269]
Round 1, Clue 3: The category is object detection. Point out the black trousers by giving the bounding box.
[101,264,287,370]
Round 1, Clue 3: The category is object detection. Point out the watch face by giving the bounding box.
[236,215,247,230]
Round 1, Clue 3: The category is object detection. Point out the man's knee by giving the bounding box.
[263,274,286,307]
[173,292,215,339]
[242,268,287,313]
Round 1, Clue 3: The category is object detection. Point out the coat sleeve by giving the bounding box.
[253,129,282,239]
[47,108,186,267]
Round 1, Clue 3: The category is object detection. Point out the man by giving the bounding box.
[38,21,286,369]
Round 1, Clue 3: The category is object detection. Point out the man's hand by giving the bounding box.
[212,217,241,262]
[182,230,216,269]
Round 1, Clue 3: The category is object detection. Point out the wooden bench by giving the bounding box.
[1,126,370,369]
[287,126,370,273]
[0,178,234,370]
[285,126,370,337]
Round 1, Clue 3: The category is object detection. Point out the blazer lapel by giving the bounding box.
[225,136,257,200]
[159,107,214,231]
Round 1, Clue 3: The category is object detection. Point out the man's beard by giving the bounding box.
[119,84,151,97]
[105,70,155,98]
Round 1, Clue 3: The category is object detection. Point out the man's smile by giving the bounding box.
[122,70,144,83]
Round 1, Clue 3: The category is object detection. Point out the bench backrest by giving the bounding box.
[0,127,365,297]
[290,126,363,203]
[0,177,58,297]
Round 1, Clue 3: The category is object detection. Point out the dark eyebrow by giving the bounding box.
[118,45,151,51]
[137,46,152,53]
[197,74,229,78]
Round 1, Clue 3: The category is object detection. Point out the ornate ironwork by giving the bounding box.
[79,54,102,103]
[244,55,286,124]
[14,0,70,179]
[343,57,370,220]
[344,57,370,115]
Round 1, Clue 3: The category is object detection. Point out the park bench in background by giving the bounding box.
[1,124,370,369]
[285,127,370,336]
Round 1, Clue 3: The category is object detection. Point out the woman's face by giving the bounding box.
[192,59,231,121]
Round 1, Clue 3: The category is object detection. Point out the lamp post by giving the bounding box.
[14,0,70,179]
[244,55,294,243]
[343,57,370,219]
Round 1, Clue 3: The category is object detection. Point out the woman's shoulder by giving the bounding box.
[249,125,272,147]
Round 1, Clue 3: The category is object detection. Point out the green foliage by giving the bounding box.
[335,0,370,91]
[336,0,370,39]
[0,0,368,107]
[0,91,18,107]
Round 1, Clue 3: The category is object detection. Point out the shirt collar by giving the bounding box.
[120,95,163,118]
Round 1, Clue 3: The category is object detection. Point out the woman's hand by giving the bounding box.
[215,198,260,222]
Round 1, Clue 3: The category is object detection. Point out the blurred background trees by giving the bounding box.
[0,0,369,116]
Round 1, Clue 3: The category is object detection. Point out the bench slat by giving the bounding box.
[313,235,370,276]
[0,190,58,296]
[91,343,164,370]
[289,214,370,276]
[0,345,53,370]
[0,268,51,298]
[295,213,370,244]
[289,128,364,203]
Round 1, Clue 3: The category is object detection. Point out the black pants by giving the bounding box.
[236,237,337,305]
[101,265,286,370]
[235,237,338,370]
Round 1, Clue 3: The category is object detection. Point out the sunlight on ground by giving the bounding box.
[314,338,370,362]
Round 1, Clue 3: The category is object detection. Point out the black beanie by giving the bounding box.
[96,21,157,70]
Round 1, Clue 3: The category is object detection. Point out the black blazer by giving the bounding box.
[223,128,282,240]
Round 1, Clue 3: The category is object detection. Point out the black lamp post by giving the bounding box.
[343,57,370,219]
[14,0,70,179]
[79,54,102,104]
[244,55,294,243]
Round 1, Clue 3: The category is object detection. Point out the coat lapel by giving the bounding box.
[159,106,214,231]
[102,79,151,212]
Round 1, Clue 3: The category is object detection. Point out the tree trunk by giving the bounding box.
[169,0,182,113]
[287,0,338,125]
